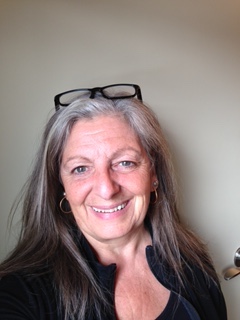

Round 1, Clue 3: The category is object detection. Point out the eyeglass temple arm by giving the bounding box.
[136,86,143,101]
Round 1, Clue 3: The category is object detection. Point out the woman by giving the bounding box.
[0,84,227,319]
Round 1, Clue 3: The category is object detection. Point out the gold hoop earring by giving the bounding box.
[59,196,72,213]
[151,189,158,205]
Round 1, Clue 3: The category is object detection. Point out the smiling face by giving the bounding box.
[60,115,156,246]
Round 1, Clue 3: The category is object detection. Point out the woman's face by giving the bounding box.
[60,115,157,245]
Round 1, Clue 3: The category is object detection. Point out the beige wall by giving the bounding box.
[1,0,240,318]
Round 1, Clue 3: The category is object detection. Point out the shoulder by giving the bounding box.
[0,272,59,320]
[147,247,227,320]
[181,262,228,320]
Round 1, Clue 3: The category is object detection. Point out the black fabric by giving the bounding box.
[145,246,227,320]
[0,272,59,320]
[156,291,201,320]
[0,237,227,320]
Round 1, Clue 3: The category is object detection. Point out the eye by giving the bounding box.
[73,166,88,174]
[119,161,135,167]
[112,160,138,172]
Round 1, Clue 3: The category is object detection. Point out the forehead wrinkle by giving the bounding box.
[61,116,146,165]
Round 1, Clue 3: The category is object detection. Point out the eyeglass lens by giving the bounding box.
[59,85,138,106]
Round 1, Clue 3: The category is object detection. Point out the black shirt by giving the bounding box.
[157,291,201,319]
[0,237,227,319]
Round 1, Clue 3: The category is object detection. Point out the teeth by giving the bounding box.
[92,202,127,213]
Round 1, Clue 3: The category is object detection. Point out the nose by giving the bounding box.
[93,168,120,200]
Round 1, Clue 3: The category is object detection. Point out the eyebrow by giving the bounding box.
[111,147,143,159]
[62,147,143,167]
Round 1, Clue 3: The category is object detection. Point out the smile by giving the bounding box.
[92,202,127,213]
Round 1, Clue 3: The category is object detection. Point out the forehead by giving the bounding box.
[63,115,143,152]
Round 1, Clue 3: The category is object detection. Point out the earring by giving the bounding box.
[59,194,72,213]
[151,180,159,204]
[151,189,158,205]
[153,180,158,188]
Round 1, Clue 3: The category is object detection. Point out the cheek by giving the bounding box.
[130,172,153,194]
[63,181,88,206]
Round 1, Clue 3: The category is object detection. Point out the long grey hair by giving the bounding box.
[0,95,217,319]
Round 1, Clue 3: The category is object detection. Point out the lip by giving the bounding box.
[91,201,129,220]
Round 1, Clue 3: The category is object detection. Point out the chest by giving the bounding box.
[114,266,170,320]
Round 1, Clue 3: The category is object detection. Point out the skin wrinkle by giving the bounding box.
[60,115,157,255]
[59,115,171,319]
[0,95,226,320]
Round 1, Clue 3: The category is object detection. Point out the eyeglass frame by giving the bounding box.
[54,83,142,111]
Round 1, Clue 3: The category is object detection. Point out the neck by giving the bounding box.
[84,225,152,266]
